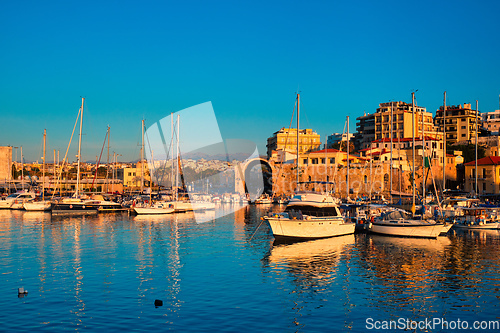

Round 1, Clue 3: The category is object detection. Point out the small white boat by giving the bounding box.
[23,200,52,211]
[254,194,272,204]
[134,202,175,215]
[0,191,37,209]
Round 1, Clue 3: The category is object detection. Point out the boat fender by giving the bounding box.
[368,223,372,229]
[306,216,311,220]
[69,205,73,209]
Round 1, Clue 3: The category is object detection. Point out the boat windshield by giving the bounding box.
[6,193,18,198]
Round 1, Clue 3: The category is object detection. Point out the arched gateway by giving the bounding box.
[234,158,273,200]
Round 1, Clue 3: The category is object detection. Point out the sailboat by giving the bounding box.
[369,93,444,238]
[51,98,98,215]
[24,129,52,211]
[134,134,175,215]
[263,93,355,240]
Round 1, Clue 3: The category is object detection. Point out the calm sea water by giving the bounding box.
[1,205,500,332]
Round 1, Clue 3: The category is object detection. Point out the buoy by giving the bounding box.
[18,287,28,295]
[154,299,163,307]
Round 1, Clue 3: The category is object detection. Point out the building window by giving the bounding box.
[483,182,486,192]
[330,158,335,164]
[312,158,318,165]
[321,158,325,164]
[364,175,367,184]
[303,159,308,165]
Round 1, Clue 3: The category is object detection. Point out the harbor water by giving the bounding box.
[1,205,500,332]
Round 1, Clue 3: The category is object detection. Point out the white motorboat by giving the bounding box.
[0,191,37,209]
[263,192,355,240]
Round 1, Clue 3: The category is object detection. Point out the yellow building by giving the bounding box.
[464,156,500,195]
[266,127,321,159]
[123,161,151,189]
[375,101,441,141]
[434,103,479,144]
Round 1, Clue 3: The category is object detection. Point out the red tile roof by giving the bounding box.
[464,156,500,166]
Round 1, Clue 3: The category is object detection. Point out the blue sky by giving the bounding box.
[1,0,499,162]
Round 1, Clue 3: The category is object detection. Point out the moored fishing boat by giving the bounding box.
[454,207,500,229]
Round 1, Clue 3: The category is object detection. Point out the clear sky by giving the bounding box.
[1,0,499,162]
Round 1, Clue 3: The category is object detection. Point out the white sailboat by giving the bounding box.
[369,92,444,238]
[263,93,355,240]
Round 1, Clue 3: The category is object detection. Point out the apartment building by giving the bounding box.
[434,103,480,144]
[266,127,321,159]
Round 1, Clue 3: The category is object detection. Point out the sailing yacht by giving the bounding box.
[51,98,98,215]
[368,93,444,238]
[263,93,355,240]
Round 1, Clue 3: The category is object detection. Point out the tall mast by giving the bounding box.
[141,119,144,194]
[42,129,46,200]
[21,146,24,190]
[296,93,300,192]
[421,100,425,201]
[443,91,446,196]
[475,100,479,196]
[76,97,84,197]
[176,114,180,201]
[346,116,350,200]
[411,92,416,216]
[171,113,174,193]
[390,102,393,200]
[106,126,110,193]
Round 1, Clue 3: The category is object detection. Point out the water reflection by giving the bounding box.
[263,235,355,331]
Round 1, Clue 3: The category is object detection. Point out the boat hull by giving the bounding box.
[23,201,52,211]
[265,216,355,240]
[51,203,98,215]
[134,207,175,215]
[370,221,444,238]
[453,222,500,230]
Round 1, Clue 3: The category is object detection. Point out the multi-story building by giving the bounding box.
[375,101,440,141]
[355,113,375,150]
[266,127,321,159]
[434,103,480,144]
[123,161,151,189]
[326,133,354,148]
[482,109,500,135]
[355,101,441,151]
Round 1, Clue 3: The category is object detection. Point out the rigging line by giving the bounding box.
[90,130,108,191]
[52,106,82,199]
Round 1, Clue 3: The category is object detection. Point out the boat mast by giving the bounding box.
[390,102,393,201]
[141,119,145,194]
[346,115,350,200]
[411,92,416,216]
[21,146,23,190]
[76,97,84,197]
[171,113,174,195]
[442,91,446,196]
[475,100,478,196]
[176,114,180,201]
[421,99,425,201]
[42,129,46,200]
[106,126,110,193]
[296,93,300,192]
